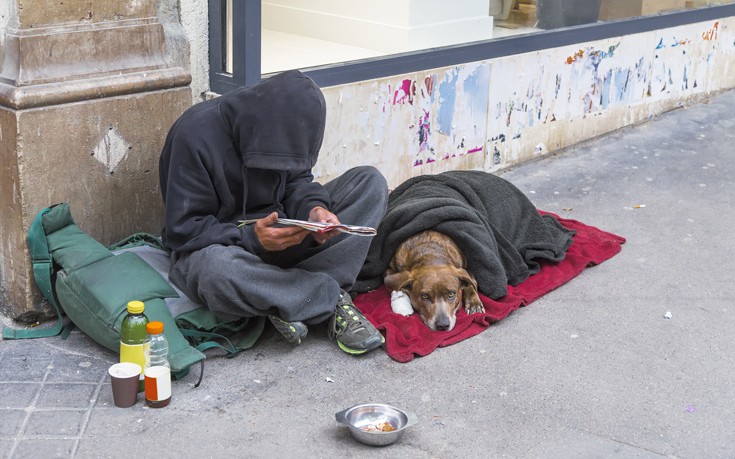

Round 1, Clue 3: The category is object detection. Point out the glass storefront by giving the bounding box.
[258,0,735,74]
[211,0,735,93]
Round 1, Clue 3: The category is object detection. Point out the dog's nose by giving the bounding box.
[435,316,450,331]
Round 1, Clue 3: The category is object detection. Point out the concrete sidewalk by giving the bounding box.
[2,89,734,459]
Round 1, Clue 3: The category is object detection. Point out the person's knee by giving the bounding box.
[187,245,239,286]
[352,165,388,199]
[353,165,384,180]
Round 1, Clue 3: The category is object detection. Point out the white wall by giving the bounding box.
[264,0,493,25]
[0,1,17,29]
[158,0,210,103]
[179,0,210,101]
[262,0,495,53]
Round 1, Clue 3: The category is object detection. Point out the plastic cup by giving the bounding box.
[108,362,142,408]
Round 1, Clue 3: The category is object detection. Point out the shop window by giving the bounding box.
[209,0,735,94]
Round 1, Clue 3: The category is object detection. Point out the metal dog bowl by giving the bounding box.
[335,403,417,446]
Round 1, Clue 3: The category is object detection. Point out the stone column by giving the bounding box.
[0,0,192,321]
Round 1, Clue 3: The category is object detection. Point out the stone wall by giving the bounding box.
[0,0,192,320]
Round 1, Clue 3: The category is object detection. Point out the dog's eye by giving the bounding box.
[447,291,456,299]
[420,293,430,301]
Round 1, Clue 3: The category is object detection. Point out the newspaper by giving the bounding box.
[238,218,376,236]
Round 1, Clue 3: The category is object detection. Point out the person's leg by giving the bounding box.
[298,166,389,354]
[169,244,340,324]
[169,166,389,353]
[293,165,388,291]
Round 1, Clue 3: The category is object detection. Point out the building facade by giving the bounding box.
[1,0,733,319]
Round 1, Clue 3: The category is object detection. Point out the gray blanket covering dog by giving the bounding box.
[353,170,576,299]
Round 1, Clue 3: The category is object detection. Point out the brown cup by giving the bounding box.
[108,362,142,408]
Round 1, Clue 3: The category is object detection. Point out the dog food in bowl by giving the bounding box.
[361,421,397,432]
[335,403,417,446]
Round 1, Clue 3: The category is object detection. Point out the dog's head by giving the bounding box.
[384,265,477,331]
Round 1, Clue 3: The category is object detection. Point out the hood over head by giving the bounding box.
[219,70,326,170]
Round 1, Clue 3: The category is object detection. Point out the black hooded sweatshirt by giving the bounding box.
[159,70,330,256]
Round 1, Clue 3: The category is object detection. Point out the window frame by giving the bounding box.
[209,2,735,94]
[209,0,262,93]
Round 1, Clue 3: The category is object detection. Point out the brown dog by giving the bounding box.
[384,230,484,331]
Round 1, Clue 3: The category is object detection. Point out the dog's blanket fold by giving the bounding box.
[353,213,625,362]
[354,170,576,299]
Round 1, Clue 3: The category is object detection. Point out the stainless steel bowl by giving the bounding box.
[335,403,417,446]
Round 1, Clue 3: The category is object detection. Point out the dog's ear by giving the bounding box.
[456,268,478,291]
[384,271,413,292]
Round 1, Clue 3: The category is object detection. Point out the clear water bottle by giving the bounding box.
[144,321,171,408]
[119,300,149,392]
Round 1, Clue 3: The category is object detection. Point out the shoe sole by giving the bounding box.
[269,317,307,345]
[337,335,385,355]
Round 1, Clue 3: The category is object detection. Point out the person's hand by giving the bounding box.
[309,206,340,245]
[254,212,309,251]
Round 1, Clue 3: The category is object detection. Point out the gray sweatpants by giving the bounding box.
[168,166,388,324]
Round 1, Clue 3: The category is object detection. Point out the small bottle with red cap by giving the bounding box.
[144,321,171,408]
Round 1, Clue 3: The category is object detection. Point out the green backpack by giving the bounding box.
[3,203,264,384]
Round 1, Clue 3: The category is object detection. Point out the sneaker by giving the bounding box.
[328,290,384,355]
[269,315,308,345]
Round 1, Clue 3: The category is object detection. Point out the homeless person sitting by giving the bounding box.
[158,70,389,355]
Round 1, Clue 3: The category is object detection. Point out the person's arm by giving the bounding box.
[281,169,343,244]
[282,169,331,221]
[162,143,264,255]
[307,205,341,245]
[253,212,310,251]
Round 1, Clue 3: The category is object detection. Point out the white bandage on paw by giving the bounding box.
[390,290,414,316]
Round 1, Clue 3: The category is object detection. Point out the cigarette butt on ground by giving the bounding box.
[633,204,646,209]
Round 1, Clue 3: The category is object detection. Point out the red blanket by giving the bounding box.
[353,213,625,362]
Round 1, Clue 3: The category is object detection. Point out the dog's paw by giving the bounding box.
[390,290,414,316]
[464,299,485,315]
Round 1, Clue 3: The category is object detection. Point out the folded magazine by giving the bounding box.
[238,218,377,236]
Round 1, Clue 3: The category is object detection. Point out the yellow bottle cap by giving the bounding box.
[126,300,145,314]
